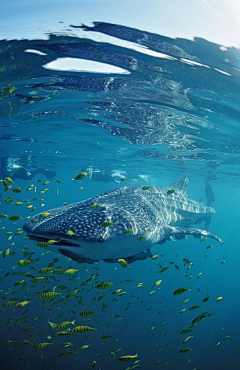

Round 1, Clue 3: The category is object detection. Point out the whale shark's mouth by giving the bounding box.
[26,234,80,247]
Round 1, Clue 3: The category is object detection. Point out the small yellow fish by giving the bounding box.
[123,228,134,235]
[179,348,193,353]
[64,269,78,275]
[12,187,23,193]
[142,186,152,190]
[0,213,8,218]
[137,235,147,241]
[207,245,213,249]
[95,281,115,289]
[74,172,87,181]
[39,212,51,218]
[202,295,210,302]
[86,274,96,283]
[3,248,10,258]
[33,342,53,350]
[47,240,58,245]
[180,329,194,335]
[189,305,200,310]
[179,308,186,313]
[5,177,14,184]
[36,242,50,248]
[216,297,225,302]
[66,290,79,298]
[100,221,115,228]
[38,267,53,273]
[41,291,62,300]
[191,314,207,325]
[48,321,58,329]
[2,300,17,307]
[59,351,78,358]
[118,354,138,361]
[18,259,33,267]
[16,300,31,307]
[182,258,191,264]
[9,215,22,221]
[67,230,75,236]
[90,204,102,209]
[118,258,130,269]
[223,336,230,340]
[55,331,73,337]
[55,320,76,329]
[151,279,162,289]
[160,267,170,273]
[80,310,97,317]
[32,277,45,283]
[173,288,190,295]
[14,280,25,286]
[2,179,10,189]
[72,326,96,333]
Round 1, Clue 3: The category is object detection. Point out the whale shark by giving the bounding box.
[23,177,224,264]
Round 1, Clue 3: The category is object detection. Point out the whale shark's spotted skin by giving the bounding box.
[23,177,224,264]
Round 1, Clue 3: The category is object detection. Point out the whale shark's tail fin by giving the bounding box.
[205,182,214,230]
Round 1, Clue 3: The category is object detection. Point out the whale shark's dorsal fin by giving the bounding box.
[170,176,189,194]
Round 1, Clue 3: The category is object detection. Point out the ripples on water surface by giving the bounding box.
[1,22,240,370]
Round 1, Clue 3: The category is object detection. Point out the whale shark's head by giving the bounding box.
[23,202,130,245]
[22,200,147,263]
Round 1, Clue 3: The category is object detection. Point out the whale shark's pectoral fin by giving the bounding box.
[157,236,175,245]
[58,248,95,264]
[174,234,188,240]
[125,249,153,264]
[162,226,224,244]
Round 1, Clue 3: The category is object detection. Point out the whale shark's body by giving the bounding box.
[23,177,224,264]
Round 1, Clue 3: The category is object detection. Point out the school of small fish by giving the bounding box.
[0,175,229,369]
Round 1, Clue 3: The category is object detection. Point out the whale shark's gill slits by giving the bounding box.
[25,234,80,247]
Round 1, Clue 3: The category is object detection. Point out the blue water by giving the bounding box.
[1,22,240,370]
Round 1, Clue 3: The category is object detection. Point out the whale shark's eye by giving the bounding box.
[98,238,104,243]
